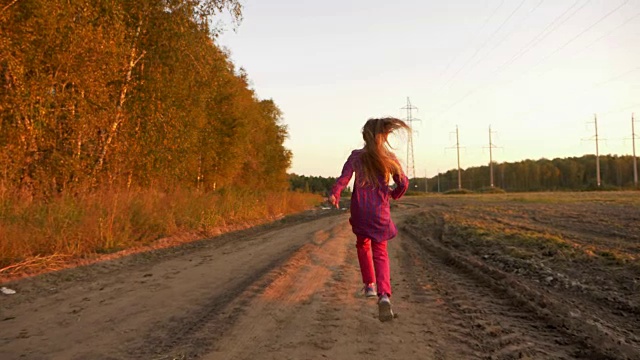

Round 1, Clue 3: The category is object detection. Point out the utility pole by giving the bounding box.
[424,169,428,193]
[633,113,638,188]
[446,126,463,189]
[401,97,420,180]
[584,114,601,187]
[457,126,462,189]
[437,169,441,193]
[485,125,499,188]
[458,127,462,189]
[594,114,601,187]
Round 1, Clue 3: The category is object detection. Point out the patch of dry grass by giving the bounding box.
[463,191,640,205]
[445,215,577,258]
[0,188,321,280]
[443,212,636,264]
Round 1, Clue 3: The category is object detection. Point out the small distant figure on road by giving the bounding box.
[329,117,410,322]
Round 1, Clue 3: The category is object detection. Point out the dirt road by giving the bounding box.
[1,196,638,359]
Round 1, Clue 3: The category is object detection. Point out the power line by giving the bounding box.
[527,0,632,72]
[433,0,632,122]
[433,1,592,121]
[546,8,640,66]
[436,1,548,115]
[438,0,527,95]
[471,0,547,72]
[594,66,640,87]
[515,64,640,118]
[498,0,588,72]
[435,0,505,87]
[502,7,640,119]
[513,8,640,95]
[603,102,640,116]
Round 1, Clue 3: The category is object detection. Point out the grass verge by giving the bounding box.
[0,187,321,281]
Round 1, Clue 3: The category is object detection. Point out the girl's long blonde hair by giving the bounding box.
[359,117,410,187]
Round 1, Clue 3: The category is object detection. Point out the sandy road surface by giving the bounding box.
[1,198,638,359]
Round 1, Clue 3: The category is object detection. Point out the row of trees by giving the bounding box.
[413,155,639,192]
[291,155,638,195]
[1,0,291,197]
[289,174,353,195]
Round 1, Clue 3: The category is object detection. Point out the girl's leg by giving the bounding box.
[356,236,376,285]
[371,240,391,297]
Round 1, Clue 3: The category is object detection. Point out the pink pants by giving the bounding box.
[356,236,391,297]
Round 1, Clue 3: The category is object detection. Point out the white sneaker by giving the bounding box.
[363,283,377,298]
[378,295,394,322]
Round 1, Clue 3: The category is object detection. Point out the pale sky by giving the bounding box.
[217,0,640,178]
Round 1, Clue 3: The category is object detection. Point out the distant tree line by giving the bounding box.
[0,0,292,196]
[411,155,639,192]
[289,174,352,196]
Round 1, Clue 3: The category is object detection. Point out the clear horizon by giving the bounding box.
[217,0,640,178]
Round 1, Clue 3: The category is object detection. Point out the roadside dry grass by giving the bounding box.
[444,190,640,205]
[0,188,321,281]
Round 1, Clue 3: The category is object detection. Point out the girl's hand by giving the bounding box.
[329,195,338,208]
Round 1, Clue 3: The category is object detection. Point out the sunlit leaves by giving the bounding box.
[0,0,291,196]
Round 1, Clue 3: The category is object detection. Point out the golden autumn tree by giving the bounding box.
[1,0,294,196]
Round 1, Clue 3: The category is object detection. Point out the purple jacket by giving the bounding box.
[331,149,409,242]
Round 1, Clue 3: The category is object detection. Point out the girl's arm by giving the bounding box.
[330,152,355,207]
[389,155,409,200]
[390,170,409,200]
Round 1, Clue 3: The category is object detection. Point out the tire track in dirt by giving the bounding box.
[397,235,481,359]
[192,220,356,360]
[474,215,640,344]
[130,248,304,359]
[438,207,640,355]
[0,211,347,360]
[402,212,640,360]
[129,221,354,359]
[400,231,580,359]
[199,224,351,359]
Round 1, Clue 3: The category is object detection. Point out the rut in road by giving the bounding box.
[402,209,640,360]
[400,228,584,359]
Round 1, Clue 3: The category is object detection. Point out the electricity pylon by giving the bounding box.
[401,97,420,179]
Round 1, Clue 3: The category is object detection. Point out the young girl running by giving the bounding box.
[329,117,410,322]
